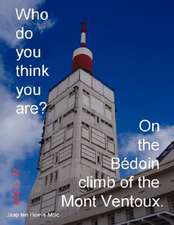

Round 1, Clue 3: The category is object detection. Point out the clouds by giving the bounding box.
[0,0,55,47]
[0,55,13,85]
[0,55,6,80]
[0,86,42,159]
[0,1,55,224]
[0,198,27,225]
[118,125,174,178]
[119,125,174,161]
[0,85,43,225]
[36,19,56,33]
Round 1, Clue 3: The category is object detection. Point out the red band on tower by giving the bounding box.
[72,22,93,73]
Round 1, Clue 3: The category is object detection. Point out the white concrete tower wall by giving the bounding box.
[26,69,119,225]
[26,23,119,225]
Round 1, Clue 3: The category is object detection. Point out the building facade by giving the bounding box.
[26,24,174,225]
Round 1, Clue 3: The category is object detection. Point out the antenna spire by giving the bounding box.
[81,21,87,47]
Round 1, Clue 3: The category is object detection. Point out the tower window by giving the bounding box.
[82,121,89,128]
[125,207,134,220]
[31,196,41,205]
[97,117,100,123]
[48,104,55,111]
[108,214,115,225]
[97,156,100,164]
[92,219,98,225]
[97,153,101,164]
[95,171,99,179]
[101,119,113,128]
[105,104,112,111]
[83,89,90,96]
[67,122,74,128]
[54,171,58,182]
[50,173,53,184]
[59,184,70,192]
[63,109,74,118]
[45,137,51,143]
[69,89,75,97]
[55,154,59,163]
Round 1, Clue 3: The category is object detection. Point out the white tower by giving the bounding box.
[26,23,119,225]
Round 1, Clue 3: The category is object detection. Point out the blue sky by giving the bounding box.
[2,0,174,131]
[0,0,174,225]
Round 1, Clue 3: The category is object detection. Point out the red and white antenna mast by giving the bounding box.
[72,22,93,73]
